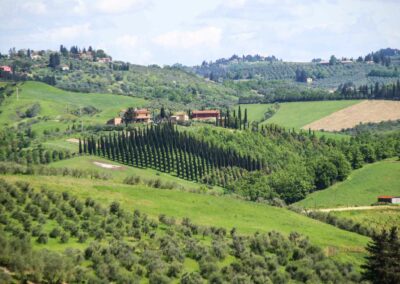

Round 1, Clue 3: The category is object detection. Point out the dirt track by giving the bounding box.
[303,100,400,131]
[314,206,400,212]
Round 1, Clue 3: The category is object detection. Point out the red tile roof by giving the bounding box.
[378,196,394,199]
[192,110,220,114]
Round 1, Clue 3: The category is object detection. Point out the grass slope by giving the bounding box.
[2,174,369,266]
[296,159,400,208]
[0,81,145,132]
[49,156,220,192]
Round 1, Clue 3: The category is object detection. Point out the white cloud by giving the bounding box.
[21,0,47,15]
[116,34,140,48]
[98,0,145,13]
[35,23,92,42]
[153,26,222,49]
[73,0,87,15]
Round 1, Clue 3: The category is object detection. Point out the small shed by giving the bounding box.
[377,196,400,204]
[107,117,122,126]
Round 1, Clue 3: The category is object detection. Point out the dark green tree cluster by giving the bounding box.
[217,106,249,130]
[362,227,400,284]
[48,53,60,68]
[0,179,361,283]
[338,80,400,100]
[81,124,262,186]
[0,128,70,165]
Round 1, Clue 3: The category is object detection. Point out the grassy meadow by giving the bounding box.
[1,174,369,266]
[296,159,400,209]
[0,81,146,133]
[49,156,220,192]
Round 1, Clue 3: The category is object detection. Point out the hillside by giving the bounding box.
[0,81,145,136]
[191,49,400,89]
[1,174,369,266]
[296,159,400,208]
[0,51,242,108]
[49,156,220,192]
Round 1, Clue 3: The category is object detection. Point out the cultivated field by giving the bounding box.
[240,100,360,128]
[303,100,400,131]
[2,174,369,266]
[296,159,400,209]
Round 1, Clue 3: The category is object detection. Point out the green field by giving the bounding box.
[332,209,400,233]
[240,100,361,129]
[296,159,400,208]
[2,174,369,266]
[0,81,146,132]
[49,156,219,192]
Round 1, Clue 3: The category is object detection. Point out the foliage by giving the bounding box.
[0,179,362,283]
[362,227,400,284]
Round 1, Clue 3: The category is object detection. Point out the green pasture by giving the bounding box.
[296,159,400,209]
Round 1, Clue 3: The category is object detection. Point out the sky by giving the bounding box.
[1,0,399,66]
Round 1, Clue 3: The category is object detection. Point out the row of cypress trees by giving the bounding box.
[79,124,263,186]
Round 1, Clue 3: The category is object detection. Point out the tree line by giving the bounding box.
[80,124,263,186]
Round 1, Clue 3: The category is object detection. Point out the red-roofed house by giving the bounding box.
[0,66,12,73]
[377,196,400,204]
[133,109,151,123]
[192,110,220,120]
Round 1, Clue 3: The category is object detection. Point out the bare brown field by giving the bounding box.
[303,100,400,131]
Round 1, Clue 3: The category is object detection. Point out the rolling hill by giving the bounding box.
[0,81,145,135]
[296,159,400,209]
[2,174,369,266]
[238,100,360,128]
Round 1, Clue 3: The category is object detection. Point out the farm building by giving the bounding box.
[0,65,12,73]
[192,110,220,120]
[97,57,112,63]
[107,117,122,126]
[133,108,151,123]
[170,112,189,123]
[377,196,400,204]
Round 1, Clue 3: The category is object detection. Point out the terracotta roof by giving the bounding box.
[192,110,220,114]
[135,109,149,114]
[136,115,150,119]
[378,196,394,199]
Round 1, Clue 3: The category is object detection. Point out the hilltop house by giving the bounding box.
[170,112,189,123]
[60,65,70,71]
[0,66,12,73]
[133,108,151,123]
[377,196,400,204]
[97,57,112,63]
[192,110,220,120]
[107,117,122,126]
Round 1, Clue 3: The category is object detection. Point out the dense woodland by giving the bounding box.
[0,179,363,283]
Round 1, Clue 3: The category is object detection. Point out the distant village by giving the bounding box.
[106,108,221,126]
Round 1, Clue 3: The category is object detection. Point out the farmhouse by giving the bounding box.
[107,117,122,126]
[0,65,12,73]
[170,112,189,123]
[306,77,313,84]
[60,65,70,71]
[97,57,112,63]
[377,196,400,204]
[192,110,220,120]
[133,108,151,123]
